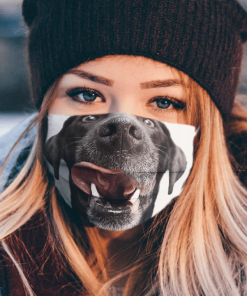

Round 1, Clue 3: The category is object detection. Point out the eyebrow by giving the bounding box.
[140,79,183,89]
[66,69,114,86]
[66,69,182,89]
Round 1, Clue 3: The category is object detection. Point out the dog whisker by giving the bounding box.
[156,152,169,162]
[154,147,168,155]
[63,141,82,149]
[154,147,170,160]
[154,143,167,149]
[66,137,85,139]
[153,154,168,163]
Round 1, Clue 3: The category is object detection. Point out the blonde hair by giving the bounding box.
[1,70,247,296]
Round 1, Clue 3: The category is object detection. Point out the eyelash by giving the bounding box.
[66,87,104,104]
[66,87,186,111]
[149,96,186,113]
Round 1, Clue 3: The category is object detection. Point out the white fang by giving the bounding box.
[130,189,140,203]
[91,183,100,200]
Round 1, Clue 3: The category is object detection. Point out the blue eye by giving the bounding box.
[66,88,102,103]
[152,97,185,110]
[154,98,171,109]
[77,91,98,102]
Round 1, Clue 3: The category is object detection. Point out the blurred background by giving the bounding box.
[0,0,34,137]
[1,0,247,137]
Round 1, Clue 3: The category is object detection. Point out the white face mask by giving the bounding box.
[45,113,196,231]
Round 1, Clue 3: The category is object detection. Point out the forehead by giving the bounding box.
[62,55,181,84]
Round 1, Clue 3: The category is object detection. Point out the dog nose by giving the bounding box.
[97,115,143,150]
[98,119,142,140]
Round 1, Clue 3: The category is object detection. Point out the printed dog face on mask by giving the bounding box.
[44,113,187,230]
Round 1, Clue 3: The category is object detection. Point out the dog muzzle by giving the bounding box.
[45,113,196,231]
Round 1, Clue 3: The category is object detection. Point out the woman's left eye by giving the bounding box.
[66,88,103,103]
[154,98,171,109]
[151,97,185,110]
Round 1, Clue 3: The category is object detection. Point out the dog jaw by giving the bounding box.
[69,165,156,230]
[90,183,140,213]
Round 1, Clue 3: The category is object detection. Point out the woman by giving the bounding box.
[1,0,247,295]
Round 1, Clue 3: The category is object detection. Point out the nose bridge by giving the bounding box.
[108,93,138,114]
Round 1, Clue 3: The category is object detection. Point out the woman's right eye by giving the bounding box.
[66,88,103,103]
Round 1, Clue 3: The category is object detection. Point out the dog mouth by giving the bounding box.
[71,162,141,214]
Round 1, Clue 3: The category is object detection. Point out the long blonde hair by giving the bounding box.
[1,69,247,296]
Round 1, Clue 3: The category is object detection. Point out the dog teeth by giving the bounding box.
[131,198,140,213]
[91,184,140,211]
[130,189,140,203]
[91,183,100,200]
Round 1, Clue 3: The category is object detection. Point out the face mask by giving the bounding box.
[45,113,196,231]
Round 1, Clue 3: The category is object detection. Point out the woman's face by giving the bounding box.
[49,55,187,124]
[46,55,194,231]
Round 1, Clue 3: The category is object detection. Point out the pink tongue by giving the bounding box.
[71,165,136,200]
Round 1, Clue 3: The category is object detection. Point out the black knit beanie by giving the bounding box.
[22,0,247,119]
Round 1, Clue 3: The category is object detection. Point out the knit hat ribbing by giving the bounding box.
[22,0,247,119]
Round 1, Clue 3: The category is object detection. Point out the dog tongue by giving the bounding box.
[71,162,136,200]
